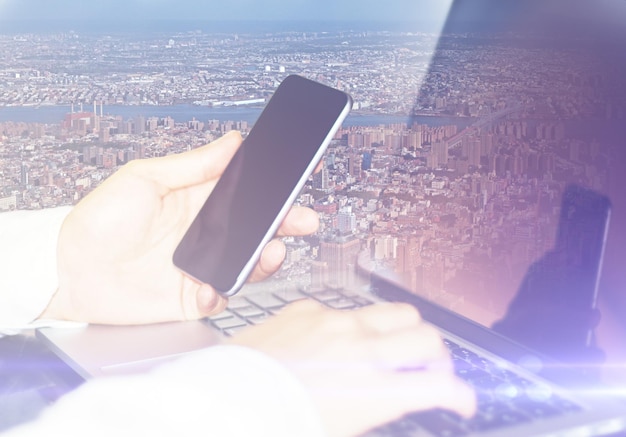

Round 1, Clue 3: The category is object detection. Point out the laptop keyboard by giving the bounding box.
[372,337,582,436]
[206,287,374,336]
[206,288,582,437]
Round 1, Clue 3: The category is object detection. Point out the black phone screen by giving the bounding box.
[493,184,611,364]
[173,75,352,295]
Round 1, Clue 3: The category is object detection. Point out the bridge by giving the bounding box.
[446,101,523,149]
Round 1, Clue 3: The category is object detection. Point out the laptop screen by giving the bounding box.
[390,0,626,391]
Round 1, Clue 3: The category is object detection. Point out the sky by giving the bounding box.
[0,0,453,24]
[1,0,623,36]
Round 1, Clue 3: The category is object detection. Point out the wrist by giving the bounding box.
[38,287,65,320]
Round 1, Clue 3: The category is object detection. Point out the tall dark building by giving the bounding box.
[20,164,29,186]
[134,115,146,135]
[361,152,372,170]
[347,153,362,180]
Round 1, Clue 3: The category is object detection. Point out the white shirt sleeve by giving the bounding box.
[0,207,72,334]
[5,345,327,437]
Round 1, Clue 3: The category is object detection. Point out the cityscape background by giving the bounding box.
[1,3,625,365]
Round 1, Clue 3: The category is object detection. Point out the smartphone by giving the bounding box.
[173,75,352,296]
[493,184,611,362]
[554,184,612,337]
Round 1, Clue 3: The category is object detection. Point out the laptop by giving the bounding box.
[37,184,626,437]
[38,0,626,434]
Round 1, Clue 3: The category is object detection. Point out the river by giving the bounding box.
[0,104,475,128]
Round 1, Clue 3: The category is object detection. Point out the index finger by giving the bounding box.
[276,206,320,237]
[353,302,423,334]
[385,371,477,419]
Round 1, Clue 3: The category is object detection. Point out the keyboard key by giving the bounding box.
[469,355,495,371]
[524,383,554,402]
[272,289,308,303]
[350,296,375,307]
[457,366,490,383]
[212,316,247,330]
[222,326,248,337]
[475,399,513,418]
[509,375,535,389]
[226,296,253,310]
[490,366,519,381]
[493,381,523,401]
[443,338,460,351]
[452,347,479,362]
[408,410,469,437]
[452,356,473,374]
[474,374,505,390]
[246,313,270,325]
[207,310,236,321]
[306,289,344,302]
[231,305,265,318]
[550,395,582,413]
[515,397,562,418]
[324,298,360,310]
[468,409,530,431]
[380,416,421,436]
[246,294,287,310]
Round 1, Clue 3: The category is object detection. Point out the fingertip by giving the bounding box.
[279,206,320,237]
[260,239,287,274]
[197,285,228,317]
[219,129,243,144]
[303,207,320,232]
[313,160,323,174]
[203,129,243,157]
[452,380,478,418]
[355,302,423,333]
[394,303,423,324]
[409,372,476,419]
[247,239,287,283]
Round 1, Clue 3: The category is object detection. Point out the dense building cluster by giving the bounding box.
[0,26,622,322]
[0,29,441,115]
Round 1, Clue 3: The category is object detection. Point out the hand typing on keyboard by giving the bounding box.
[231,300,477,437]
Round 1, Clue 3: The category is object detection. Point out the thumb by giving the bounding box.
[196,284,229,318]
[131,130,243,190]
[180,275,229,320]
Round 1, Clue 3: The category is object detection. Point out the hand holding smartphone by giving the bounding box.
[173,75,352,296]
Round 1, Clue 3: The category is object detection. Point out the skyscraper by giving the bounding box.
[347,153,362,180]
[318,235,361,288]
[134,115,146,135]
[361,152,372,170]
[312,166,330,191]
[337,206,356,235]
[20,164,29,186]
[432,141,448,169]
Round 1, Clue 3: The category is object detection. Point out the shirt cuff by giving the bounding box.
[9,345,327,437]
[0,206,73,334]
